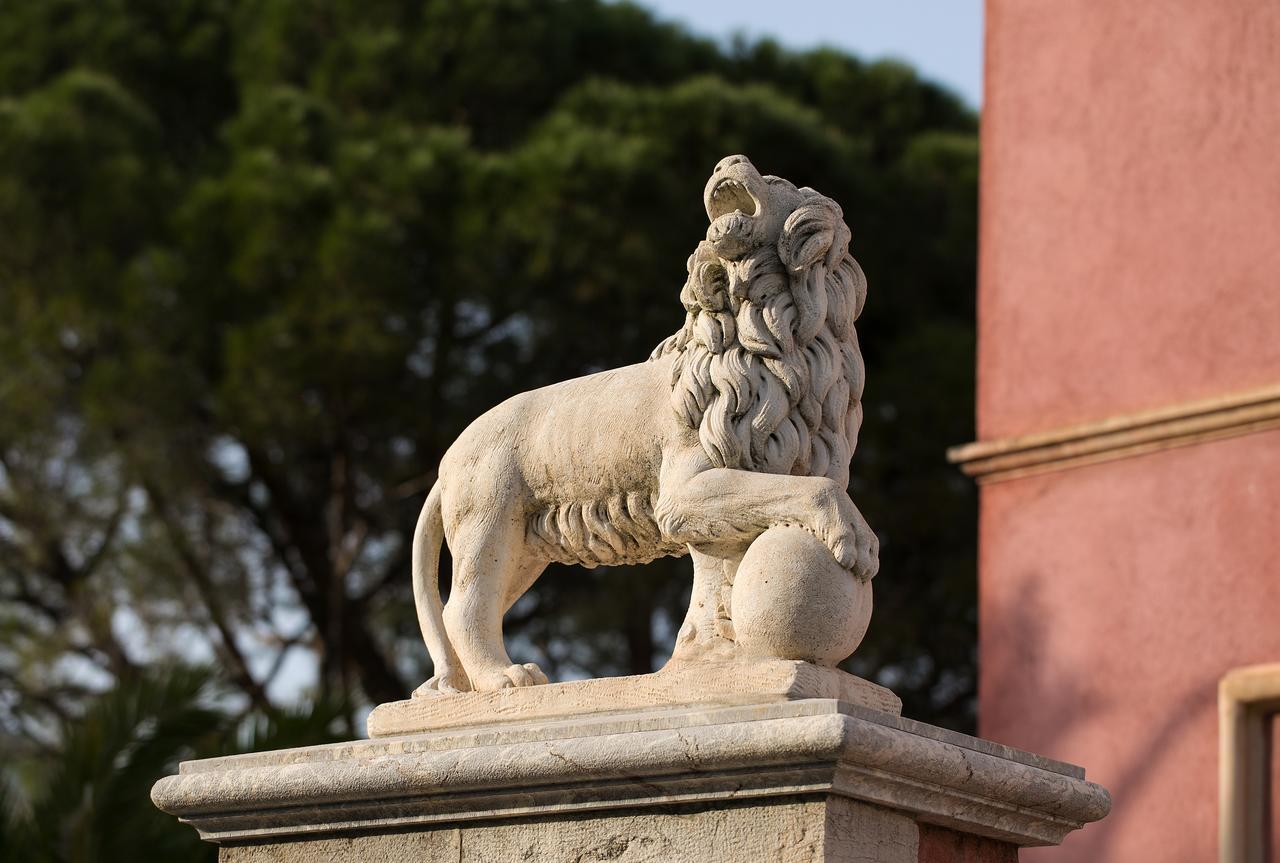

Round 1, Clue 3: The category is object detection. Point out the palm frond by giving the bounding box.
[12,665,223,862]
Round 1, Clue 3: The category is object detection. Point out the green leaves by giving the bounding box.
[0,665,350,862]
[3,666,222,862]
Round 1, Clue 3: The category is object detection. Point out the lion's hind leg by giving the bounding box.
[442,507,549,692]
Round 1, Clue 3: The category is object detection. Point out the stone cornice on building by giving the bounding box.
[949,382,1280,483]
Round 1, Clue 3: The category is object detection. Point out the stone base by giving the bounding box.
[368,659,902,736]
[153,696,1109,862]
[216,798,1014,863]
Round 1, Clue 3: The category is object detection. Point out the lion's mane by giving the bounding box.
[526,192,866,570]
[650,193,867,489]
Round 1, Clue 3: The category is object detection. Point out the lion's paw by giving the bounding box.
[825,516,879,583]
[470,662,549,691]
[505,662,549,687]
[810,488,880,583]
[412,668,468,698]
[829,533,860,571]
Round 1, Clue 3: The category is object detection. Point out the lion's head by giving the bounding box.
[651,155,868,489]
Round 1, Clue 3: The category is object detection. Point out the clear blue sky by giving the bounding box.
[628,0,984,107]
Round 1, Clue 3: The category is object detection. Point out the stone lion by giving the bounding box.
[412,155,877,694]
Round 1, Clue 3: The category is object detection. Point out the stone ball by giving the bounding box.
[731,526,872,667]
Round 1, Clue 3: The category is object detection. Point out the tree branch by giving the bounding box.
[143,480,273,712]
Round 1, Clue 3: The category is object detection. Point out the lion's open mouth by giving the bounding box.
[707,178,759,220]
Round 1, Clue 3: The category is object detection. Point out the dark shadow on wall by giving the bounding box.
[984,577,1214,863]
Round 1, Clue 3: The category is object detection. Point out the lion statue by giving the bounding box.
[411,155,877,694]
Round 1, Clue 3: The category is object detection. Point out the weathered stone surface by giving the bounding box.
[218,797,918,863]
[732,528,874,666]
[916,824,1018,863]
[367,659,900,737]
[825,796,920,863]
[153,698,1109,853]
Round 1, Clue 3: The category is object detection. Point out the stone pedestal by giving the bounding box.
[152,666,1109,862]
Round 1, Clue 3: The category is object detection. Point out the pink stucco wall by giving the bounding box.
[980,432,1280,861]
[980,0,1280,440]
[979,2,1280,861]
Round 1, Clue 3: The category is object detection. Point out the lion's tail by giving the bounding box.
[412,481,465,690]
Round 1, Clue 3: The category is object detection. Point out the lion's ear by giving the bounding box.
[778,197,847,271]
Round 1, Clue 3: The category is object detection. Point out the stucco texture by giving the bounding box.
[979,0,1280,439]
[979,431,1280,862]
[979,2,1280,859]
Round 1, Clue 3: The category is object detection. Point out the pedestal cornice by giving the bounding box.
[152,698,1109,848]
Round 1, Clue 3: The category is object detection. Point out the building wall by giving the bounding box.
[977,2,1280,861]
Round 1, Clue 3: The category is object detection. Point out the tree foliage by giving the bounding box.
[0,3,978,848]
[0,664,345,861]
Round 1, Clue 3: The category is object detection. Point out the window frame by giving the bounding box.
[1220,663,1280,863]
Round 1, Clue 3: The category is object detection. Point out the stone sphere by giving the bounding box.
[732,526,872,667]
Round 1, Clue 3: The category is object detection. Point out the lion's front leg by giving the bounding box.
[655,456,879,582]
[670,545,742,663]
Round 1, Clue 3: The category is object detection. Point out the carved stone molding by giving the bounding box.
[151,699,1109,851]
[948,383,1280,483]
